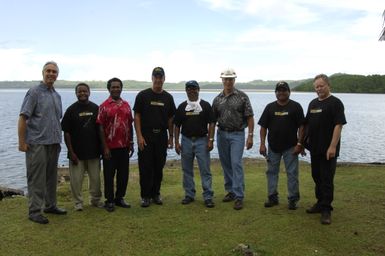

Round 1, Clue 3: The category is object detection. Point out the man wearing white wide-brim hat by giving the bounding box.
[212,68,254,210]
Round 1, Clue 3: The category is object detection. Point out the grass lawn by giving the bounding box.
[0,159,384,256]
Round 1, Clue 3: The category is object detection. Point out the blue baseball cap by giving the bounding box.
[185,80,200,89]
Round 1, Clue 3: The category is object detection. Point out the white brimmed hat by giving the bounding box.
[220,68,237,78]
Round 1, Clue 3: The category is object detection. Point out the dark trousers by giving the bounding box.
[138,131,168,199]
[102,148,129,203]
[310,154,337,212]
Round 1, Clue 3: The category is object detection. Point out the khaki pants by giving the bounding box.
[69,158,102,206]
[26,144,60,216]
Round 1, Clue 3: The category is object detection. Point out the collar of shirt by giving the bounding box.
[106,96,124,104]
[39,82,56,92]
[219,88,239,98]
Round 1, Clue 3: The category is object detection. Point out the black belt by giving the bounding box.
[219,127,243,132]
[185,135,206,141]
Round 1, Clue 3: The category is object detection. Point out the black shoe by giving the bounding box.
[104,202,115,212]
[233,199,243,210]
[141,198,151,208]
[115,199,131,208]
[321,211,332,225]
[43,207,67,215]
[181,196,195,205]
[152,196,163,205]
[204,199,215,208]
[288,201,298,210]
[306,204,322,214]
[264,199,279,208]
[222,192,235,202]
[29,214,49,224]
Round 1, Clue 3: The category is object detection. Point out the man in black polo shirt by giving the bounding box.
[133,67,176,207]
[258,81,305,210]
[174,80,215,208]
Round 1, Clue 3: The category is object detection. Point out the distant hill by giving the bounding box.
[1,74,384,93]
[294,74,385,93]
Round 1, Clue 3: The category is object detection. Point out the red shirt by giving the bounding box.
[97,97,133,149]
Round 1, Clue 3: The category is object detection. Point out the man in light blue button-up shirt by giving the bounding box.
[18,61,67,224]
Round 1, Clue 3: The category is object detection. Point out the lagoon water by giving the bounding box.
[1,88,384,191]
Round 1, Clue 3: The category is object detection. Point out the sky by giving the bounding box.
[0,0,384,83]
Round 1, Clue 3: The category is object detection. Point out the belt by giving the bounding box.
[219,127,243,132]
[185,135,206,141]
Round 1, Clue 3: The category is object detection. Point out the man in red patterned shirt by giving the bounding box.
[97,77,134,212]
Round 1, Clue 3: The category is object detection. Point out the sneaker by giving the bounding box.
[152,195,163,205]
[264,199,279,208]
[141,198,151,208]
[222,192,236,202]
[91,201,105,208]
[204,199,215,208]
[288,201,298,210]
[181,196,195,205]
[233,199,243,210]
[74,203,83,211]
[321,211,332,225]
[29,214,49,224]
[306,204,322,214]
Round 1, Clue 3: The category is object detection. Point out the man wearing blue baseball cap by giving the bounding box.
[174,80,215,208]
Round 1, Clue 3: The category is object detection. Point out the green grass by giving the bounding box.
[1,159,384,256]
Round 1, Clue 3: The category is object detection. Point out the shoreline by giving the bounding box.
[1,158,384,195]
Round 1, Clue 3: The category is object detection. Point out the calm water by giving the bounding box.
[1,89,384,191]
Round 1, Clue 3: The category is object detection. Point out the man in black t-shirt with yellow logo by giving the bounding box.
[304,74,346,225]
[174,80,215,208]
[133,67,176,207]
[258,81,305,211]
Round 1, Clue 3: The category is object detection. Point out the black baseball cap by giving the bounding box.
[275,81,290,92]
[152,67,165,77]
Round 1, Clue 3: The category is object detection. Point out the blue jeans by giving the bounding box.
[266,146,300,202]
[181,136,213,200]
[216,129,245,199]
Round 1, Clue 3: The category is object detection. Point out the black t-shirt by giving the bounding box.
[133,88,176,131]
[61,101,101,160]
[305,95,347,156]
[174,99,215,137]
[258,100,305,153]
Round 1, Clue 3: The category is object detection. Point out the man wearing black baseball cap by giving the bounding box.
[258,81,305,210]
[133,67,176,207]
[174,80,215,208]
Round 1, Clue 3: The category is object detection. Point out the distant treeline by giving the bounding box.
[0,79,299,90]
[1,74,384,93]
[294,74,385,93]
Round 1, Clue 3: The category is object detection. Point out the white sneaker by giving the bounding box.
[91,201,104,208]
[74,203,83,211]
